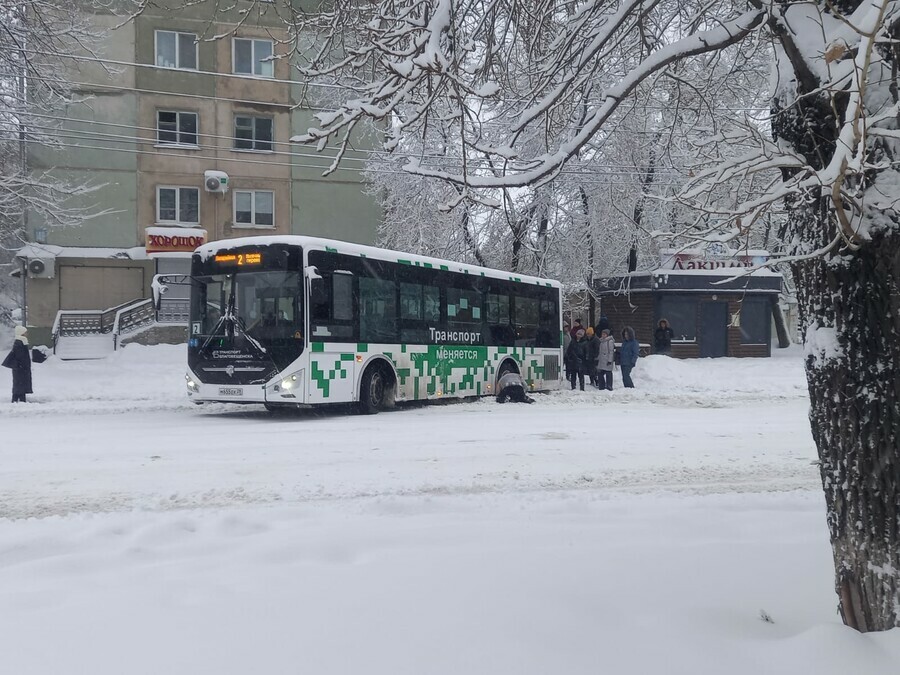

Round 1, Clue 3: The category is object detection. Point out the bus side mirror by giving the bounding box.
[310,275,327,308]
[151,276,169,311]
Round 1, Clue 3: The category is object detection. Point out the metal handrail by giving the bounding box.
[51,298,153,352]
[112,299,155,350]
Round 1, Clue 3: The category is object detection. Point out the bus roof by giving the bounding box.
[195,235,562,288]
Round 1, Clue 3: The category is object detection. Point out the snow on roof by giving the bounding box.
[196,235,562,287]
[16,244,148,261]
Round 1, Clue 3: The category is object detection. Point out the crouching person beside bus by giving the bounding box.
[496,372,535,404]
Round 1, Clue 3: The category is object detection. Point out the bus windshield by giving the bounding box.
[192,269,303,371]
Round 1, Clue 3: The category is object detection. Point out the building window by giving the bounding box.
[740,299,771,345]
[157,187,200,225]
[234,190,274,228]
[155,30,198,70]
[157,111,198,146]
[234,115,273,151]
[233,38,274,77]
[658,296,697,342]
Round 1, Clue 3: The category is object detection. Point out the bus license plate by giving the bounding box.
[219,387,243,396]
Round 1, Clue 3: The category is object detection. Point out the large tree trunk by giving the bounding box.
[791,205,900,631]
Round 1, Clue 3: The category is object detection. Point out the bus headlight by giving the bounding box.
[186,376,199,393]
[272,370,303,397]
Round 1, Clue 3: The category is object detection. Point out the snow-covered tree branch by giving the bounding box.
[160,0,900,631]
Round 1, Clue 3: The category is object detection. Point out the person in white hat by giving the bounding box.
[2,325,33,402]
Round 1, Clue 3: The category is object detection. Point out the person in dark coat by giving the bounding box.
[595,315,612,338]
[620,326,640,388]
[654,318,675,355]
[569,318,584,339]
[584,327,601,387]
[3,326,33,403]
[565,328,588,390]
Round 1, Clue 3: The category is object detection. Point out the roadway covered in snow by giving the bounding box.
[1,346,897,674]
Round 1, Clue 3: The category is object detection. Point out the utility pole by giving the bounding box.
[17,3,29,326]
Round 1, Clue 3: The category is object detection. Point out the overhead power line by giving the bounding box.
[24,49,772,114]
[21,116,685,176]
[33,138,686,188]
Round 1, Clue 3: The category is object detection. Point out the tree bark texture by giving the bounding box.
[790,201,900,631]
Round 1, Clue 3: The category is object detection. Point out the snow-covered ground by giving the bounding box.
[1,346,897,674]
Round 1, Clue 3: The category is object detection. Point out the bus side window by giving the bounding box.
[333,273,353,321]
[310,276,329,321]
[310,272,355,339]
[514,295,540,346]
[486,292,513,346]
[538,295,559,348]
[359,276,397,342]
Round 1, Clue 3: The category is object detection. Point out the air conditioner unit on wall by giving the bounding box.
[27,258,55,279]
[204,170,229,193]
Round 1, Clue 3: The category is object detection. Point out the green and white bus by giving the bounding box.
[179,236,563,412]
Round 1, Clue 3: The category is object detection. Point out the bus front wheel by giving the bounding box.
[358,365,389,415]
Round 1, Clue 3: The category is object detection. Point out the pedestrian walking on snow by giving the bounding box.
[3,326,33,403]
[620,327,640,388]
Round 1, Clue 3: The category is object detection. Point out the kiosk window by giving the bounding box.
[740,299,770,345]
[658,297,697,341]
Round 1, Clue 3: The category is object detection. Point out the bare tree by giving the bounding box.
[0,0,115,325]
[182,0,900,630]
[0,1,111,240]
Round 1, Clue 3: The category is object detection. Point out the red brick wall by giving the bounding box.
[598,291,773,358]
[598,292,655,345]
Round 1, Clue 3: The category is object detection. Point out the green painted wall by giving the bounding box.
[289,102,381,244]
[28,1,382,249]
[27,45,139,247]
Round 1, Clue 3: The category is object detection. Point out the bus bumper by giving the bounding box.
[186,368,268,404]
[187,369,306,405]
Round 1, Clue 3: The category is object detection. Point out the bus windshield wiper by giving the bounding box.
[199,276,267,358]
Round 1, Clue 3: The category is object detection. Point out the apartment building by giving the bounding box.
[20,2,379,345]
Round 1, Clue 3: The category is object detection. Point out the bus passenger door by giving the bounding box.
[307,343,357,404]
[307,269,357,404]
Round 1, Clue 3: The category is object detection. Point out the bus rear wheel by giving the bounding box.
[358,365,390,415]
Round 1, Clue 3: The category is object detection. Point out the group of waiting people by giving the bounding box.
[563,317,640,391]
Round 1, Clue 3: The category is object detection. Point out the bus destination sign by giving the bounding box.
[214,252,263,266]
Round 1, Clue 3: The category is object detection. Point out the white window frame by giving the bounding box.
[232,37,275,77]
[156,186,201,226]
[156,110,199,147]
[154,30,198,70]
[233,115,274,152]
[233,190,275,229]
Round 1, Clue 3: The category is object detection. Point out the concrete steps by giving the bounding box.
[55,334,115,360]
[121,323,187,346]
